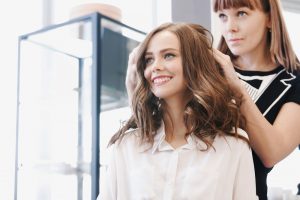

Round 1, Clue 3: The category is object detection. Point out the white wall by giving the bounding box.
[0,1,44,199]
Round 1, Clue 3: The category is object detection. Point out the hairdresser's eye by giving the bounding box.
[237,11,247,17]
[145,57,154,65]
[218,13,227,21]
[164,53,175,60]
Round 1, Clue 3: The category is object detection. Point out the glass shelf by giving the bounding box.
[16,13,145,200]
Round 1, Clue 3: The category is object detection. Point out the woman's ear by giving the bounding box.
[266,12,272,29]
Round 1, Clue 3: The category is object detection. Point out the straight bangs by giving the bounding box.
[213,0,261,12]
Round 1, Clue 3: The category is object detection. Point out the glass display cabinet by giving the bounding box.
[15,12,145,200]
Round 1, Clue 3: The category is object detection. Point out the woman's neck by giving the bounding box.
[163,98,188,146]
[235,56,276,72]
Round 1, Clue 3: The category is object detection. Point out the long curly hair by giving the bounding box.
[109,22,247,149]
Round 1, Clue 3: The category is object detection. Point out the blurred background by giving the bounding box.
[0,0,299,199]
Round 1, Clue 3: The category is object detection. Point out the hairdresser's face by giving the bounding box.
[144,31,186,101]
[217,7,270,57]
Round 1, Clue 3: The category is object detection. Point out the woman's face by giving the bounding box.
[143,31,187,101]
[217,6,270,57]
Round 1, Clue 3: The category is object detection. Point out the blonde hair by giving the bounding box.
[213,0,300,71]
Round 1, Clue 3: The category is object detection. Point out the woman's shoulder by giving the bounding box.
[216,128,250,150]
[109,128,154,158]
[291,69,300,82]
[221,128,249,139]
[111,128,148,151]
[236,128,249,139]
[116,128,140,145]
[284,68,300,104]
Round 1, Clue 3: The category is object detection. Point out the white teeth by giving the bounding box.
[153,77,171,84]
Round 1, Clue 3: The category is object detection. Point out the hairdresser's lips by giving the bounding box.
[228,38,243,45]
[151,75,173,86]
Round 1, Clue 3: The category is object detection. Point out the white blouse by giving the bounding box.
[98,124,258,200]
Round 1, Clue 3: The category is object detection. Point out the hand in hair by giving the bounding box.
[213,48,244,94]
[125,45,140,104]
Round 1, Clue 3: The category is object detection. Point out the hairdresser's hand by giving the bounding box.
[213,48,243,93]
[126,45,140,103]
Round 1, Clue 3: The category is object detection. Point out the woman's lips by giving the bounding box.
[151,76,172,86]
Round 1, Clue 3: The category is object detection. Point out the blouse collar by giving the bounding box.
[138,121,208,154]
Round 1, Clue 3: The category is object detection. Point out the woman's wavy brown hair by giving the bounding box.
[213,0,300,71]
[109,22,247,149]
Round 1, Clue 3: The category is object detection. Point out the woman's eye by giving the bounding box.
[237,11,247,17]
[145,57,153,65]
[165,53,175,59]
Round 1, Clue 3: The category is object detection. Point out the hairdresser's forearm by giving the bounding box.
[240,88,300,167]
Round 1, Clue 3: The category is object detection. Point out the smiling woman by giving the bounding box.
[98,22,258,200]
[143,31,186,102]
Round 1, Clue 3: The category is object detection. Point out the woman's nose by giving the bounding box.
[151,59,164,72]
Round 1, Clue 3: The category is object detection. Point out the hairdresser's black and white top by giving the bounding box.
[235,66,300,200]
[99,123,258,200]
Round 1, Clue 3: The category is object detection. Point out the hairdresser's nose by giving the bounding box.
[225,17,238,33]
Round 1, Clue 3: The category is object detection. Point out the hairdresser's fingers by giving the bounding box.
[212,48,233,67]
[213,48,242,92]
[127,46,141,79]
[212,48,235,74]
[126,45,141,101]
[128,45,140,67]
